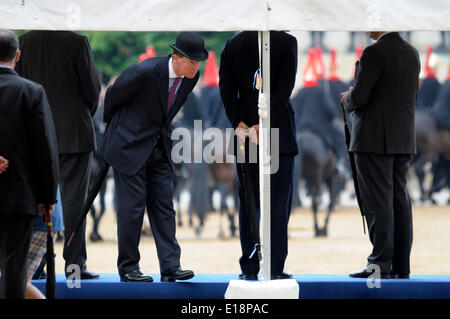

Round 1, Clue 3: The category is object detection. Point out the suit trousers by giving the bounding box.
[59,152,92,274]
[0,215,34,298]
[113,142,181,276]
[354,152,413,274]
[236,154,294,276]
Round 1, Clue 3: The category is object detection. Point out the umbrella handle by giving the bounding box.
[44,205,52,233]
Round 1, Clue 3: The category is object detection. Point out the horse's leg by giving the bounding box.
[218,195,225,238]
[428,156,446,204]
[225,193,237,238]
[227,206,237,238]
[297,152,304,207]
[187,189,194,227]
[195,184,208,238]
[229,186,239,238]
[175,188,184,227]
[321,176,337,237]
[446,160,450,204]
[195,214,204,238]
[292,155,303,208]
[334,171,346,206]
[193,198,205,238]
[185,166,194,228]
[177,198,183,227]
[414,155,427,202]
[89,204,101,242]
[312,187,320,237]
[92,181,107,241]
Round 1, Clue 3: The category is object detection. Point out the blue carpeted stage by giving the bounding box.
[32,274,450,299]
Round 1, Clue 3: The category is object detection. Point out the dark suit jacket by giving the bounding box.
[348,32,420,154]
[16,31,100,154]
[101,56,199,175]
[219,31,298,156]
[0,68,59,217]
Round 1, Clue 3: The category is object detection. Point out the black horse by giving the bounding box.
[414,110,450,203]
[207,134,238,238]
[173,128,238,238]
[297,130,340,237]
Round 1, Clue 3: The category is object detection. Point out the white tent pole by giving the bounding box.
[258,30,271,281]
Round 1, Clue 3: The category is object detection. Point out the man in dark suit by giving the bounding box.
[341,32,420,279]
[101,32,208,282]
[0,29,59,298]
[16,31,101,279]
[219,31,298,280]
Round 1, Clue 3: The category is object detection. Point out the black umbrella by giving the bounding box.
[340,102,366,234]
[66,163,109,247]
[67,121,111,248]
[238,137,261,261]
[44,205,55,299]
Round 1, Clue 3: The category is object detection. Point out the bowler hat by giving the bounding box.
[170,32,208,61]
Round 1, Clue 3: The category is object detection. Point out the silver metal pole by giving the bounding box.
[258,30,271,281]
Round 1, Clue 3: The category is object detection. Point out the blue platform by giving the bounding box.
[31,274,450,299]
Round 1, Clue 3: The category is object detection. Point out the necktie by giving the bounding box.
[167,77,182,112]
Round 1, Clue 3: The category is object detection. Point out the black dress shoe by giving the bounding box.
[349,266,390,279]
[161,267,194,282]
[390,272,410,279]
[120,269,153,282]
[238,273,258,281]
[80,269,100,280]
[271,271,293,280]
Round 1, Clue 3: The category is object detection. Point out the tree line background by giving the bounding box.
[14,31,235,85]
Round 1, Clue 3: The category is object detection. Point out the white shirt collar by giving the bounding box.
[0,64,12,69]
[377,32,395,41]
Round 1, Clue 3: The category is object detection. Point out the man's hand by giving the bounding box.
[235,121,249,142]
[39,203,55,218]
[235,122,249,154]
[248,124,259,145]
[0,156,9,174]
[340,86,353,106]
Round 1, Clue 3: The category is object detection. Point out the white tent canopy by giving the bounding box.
[1,0,449,31]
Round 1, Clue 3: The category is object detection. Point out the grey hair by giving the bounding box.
[0,29,19,62]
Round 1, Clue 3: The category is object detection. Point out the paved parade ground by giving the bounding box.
[51,199,450,277]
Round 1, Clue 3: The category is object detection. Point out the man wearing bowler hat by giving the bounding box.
[101,32,208,282]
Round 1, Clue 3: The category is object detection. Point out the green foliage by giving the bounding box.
[13,30,235,85]
[80,31,235,84]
